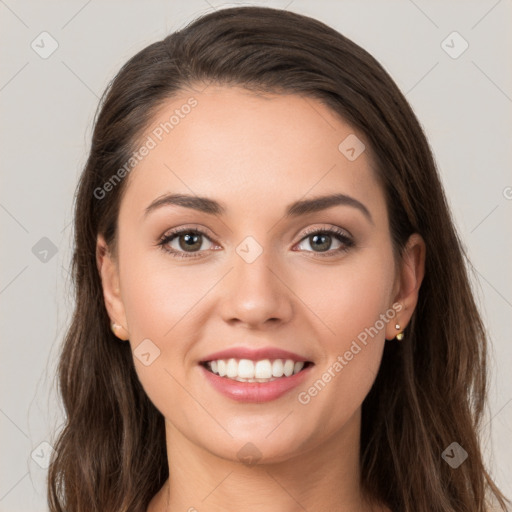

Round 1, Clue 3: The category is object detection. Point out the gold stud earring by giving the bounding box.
[395,323,404,341]
[111,322,128,341]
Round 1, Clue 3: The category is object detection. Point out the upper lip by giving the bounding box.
[200,347,313,363]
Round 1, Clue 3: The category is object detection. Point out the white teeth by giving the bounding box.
[283,359,294,377]
[206,358,307,381]
[226,358,238,378]
[254,360,272,379]
[238,359,255,379]
[217,359,226,377]
[272,359,284,377]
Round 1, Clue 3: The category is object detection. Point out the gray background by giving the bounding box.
[1,0,511,510]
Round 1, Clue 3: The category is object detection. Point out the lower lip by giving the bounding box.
[200,364,313,403]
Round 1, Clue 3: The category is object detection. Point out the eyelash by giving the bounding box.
[156,226,355,259]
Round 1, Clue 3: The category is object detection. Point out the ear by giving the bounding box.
[385,233,426,340]
[96,234,129,340]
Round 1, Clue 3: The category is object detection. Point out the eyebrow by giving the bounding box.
[144,192,373,224]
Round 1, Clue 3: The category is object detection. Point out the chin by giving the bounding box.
[200,431,310,467]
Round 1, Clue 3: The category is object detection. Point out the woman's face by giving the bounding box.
[98,85,423,464]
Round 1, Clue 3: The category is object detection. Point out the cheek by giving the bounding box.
[296,248,395,409]
[117,246,198,416]
[119,244,203,341]
[301,252,396,344]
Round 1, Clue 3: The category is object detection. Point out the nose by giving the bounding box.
[218,244,294,330]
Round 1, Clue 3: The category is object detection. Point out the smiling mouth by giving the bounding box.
[200,358,314,383]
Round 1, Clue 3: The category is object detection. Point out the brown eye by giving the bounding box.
[158,228,215,258]
[295,228,354,257]
[177,232,203,252]
[307,233,333,252]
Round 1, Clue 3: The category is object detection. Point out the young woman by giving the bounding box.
[48,6,510,512]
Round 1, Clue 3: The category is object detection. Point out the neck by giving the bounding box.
[148,407,385,512]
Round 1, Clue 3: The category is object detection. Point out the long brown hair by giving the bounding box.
[48,6,510,512]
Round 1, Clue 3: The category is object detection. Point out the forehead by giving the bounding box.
[120,85,385,223]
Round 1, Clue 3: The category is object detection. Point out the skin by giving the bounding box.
[96,85,425,512]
